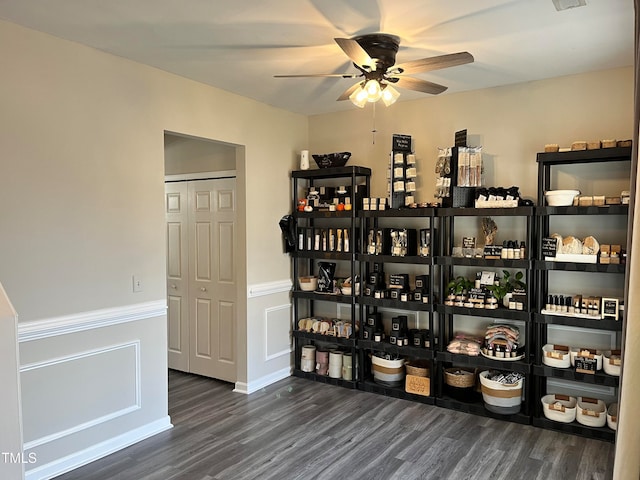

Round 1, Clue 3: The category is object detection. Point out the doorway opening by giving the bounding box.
[163,132,246,385]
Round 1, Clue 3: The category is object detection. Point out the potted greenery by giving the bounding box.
[487,270,526,307]
[446,276,474,306]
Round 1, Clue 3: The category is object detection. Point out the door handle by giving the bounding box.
[200,287,207,292]
[170,284,177,289]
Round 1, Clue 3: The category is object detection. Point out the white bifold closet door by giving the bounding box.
[165,178,237,383]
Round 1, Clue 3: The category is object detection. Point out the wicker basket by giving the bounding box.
[406,360,430,377]
[444,368,475,388]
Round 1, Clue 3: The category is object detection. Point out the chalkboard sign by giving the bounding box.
[602,298,619,320]
[462,236,476,249]
[575,348,597,374]
[455,129,468,147]
[542,237,558,259]
[392,134,412,152]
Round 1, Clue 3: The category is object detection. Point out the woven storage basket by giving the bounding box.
[406,360,429,377]
[444,368,475,388]
[479,370,523,415]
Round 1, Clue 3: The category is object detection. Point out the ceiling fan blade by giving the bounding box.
[393,52,474,75]
[334,37,375,69]
[274,73,360,78]
[337,83,362,101]
[394,77,448,95]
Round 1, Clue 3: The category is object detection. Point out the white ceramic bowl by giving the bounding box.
[541,394,577,423]
[545,190,580,206]
[479,371,523,414]
[603,351,622,376]
[570,348,603,371]
[542,344,571,368]
[298,276,317,291]
[576,397,607,427]
[607,403,618,430]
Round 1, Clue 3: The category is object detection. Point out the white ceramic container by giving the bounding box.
[545,190,580,206]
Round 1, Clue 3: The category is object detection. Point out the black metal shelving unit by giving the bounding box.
[435,206,535,419]
[357,207,438,403]
[291,166,371,387]
[531,146,631,442]
[287,151,629,440]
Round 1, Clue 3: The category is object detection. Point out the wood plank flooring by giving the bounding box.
[56,370,614,480]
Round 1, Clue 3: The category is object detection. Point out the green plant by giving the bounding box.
[447,276,474,295]
[487,270,526,302]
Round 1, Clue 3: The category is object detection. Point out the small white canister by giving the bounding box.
[301,345,316,373]
[300,150,310,170]
[342,352,353,381]
[328,350,343,379]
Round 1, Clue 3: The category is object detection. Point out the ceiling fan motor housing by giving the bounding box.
[353,33,400,70]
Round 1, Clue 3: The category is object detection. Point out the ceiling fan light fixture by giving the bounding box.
[349,84,368,108]
[381,85,400,106]
[364,79,383,102]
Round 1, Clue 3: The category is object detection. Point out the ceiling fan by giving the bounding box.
[274,33,474,107]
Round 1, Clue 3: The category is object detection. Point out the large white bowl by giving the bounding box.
[545,190,580,206]
[541,394,577,423]
[576,397,607,427]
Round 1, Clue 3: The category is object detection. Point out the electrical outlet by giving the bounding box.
[132,275,143,293]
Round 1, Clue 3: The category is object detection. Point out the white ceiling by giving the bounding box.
[0,0,633,116]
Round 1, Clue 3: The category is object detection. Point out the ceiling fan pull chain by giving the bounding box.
[372,102,377,144]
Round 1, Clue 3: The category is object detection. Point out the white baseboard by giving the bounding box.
[25,416,173,480]
[233,367,292,394]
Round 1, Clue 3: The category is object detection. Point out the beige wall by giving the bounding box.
[309,67,633,202]
[0,19,305,323]
[0,18,307,479]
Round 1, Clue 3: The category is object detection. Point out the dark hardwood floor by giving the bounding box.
[56,370,614,480]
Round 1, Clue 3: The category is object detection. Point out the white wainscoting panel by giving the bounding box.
[265,303,292,361]
[21,342,141,448]
[18,300,171,480]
